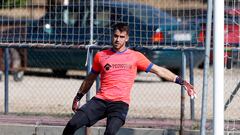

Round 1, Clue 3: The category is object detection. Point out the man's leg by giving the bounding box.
[63,97,107,135]
[62,110,89,135]
[104,101,129,135]
[104,116,124,135]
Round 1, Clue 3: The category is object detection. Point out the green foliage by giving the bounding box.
[0,0,28,8]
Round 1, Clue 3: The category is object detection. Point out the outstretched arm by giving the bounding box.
[150,64,196,99]
[77,73,98,94]
[150,64,177,82]
[72,73,98,112]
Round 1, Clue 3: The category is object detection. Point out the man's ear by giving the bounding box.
[126,36,129,42]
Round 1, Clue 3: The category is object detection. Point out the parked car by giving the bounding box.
[0,16,30,81]
[196,8,240,66]
[0,1,204,75]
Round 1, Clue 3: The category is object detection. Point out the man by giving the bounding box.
[62,23,196,135]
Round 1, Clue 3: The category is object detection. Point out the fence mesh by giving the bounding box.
[0,0,207,47]
[0,0,239,132]
[224,0,240,132]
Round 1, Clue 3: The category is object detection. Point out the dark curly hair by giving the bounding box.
[112,23,129,35]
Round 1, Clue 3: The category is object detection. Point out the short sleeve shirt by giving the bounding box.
[91,48,153,104]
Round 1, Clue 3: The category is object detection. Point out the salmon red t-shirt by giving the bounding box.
[91,48,153,104]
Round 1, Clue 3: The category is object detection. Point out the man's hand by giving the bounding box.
[183,81,197,99]
[175,76,196,99]
[72,93,84,112]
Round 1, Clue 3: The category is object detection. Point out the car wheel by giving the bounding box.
[52,69,67,76]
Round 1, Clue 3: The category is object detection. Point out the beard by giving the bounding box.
[113,42,124,49]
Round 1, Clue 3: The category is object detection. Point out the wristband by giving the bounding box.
[75,93,84,101]
[175,76,184,85]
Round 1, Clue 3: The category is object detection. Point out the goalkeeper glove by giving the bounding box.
[72,93,84,112]
[175,76,196,99]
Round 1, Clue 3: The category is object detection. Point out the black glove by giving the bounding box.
[72,93,84,112]
[175,76,196,99]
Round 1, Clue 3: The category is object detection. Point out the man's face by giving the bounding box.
[112,29,129,51]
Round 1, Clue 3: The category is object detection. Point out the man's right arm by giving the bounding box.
[77,72,98,94]
[150,64,196,99]
[72,72,98,112]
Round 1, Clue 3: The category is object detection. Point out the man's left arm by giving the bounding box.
[150,64,196,99]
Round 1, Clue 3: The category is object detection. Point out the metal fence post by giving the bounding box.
[85,0,94,134]
[189,51,195,120]
[85,48,93,135]
[201,0,213,134]
[4,48,9,114]
[180,51,186,135]
[86,48,93,100]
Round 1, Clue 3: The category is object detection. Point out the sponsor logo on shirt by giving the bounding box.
[104,63,132,71]
[104,63,112,71]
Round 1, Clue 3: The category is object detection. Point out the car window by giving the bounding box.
[80,8,89,27]
[63,9,78,26]
[128,8,148,24]
[78,5,111,27]
[94,11,111,27]
[153,10,178,24]
[114,7,129,23]
[128,7,178,25]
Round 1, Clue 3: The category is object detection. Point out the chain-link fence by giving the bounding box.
[0,48,205,118]
[0,0,239,132]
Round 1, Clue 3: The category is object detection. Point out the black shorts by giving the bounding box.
[79,97,129,127]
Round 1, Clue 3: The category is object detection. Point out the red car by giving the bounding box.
[197,8,240,66]
[224,9,240,46]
